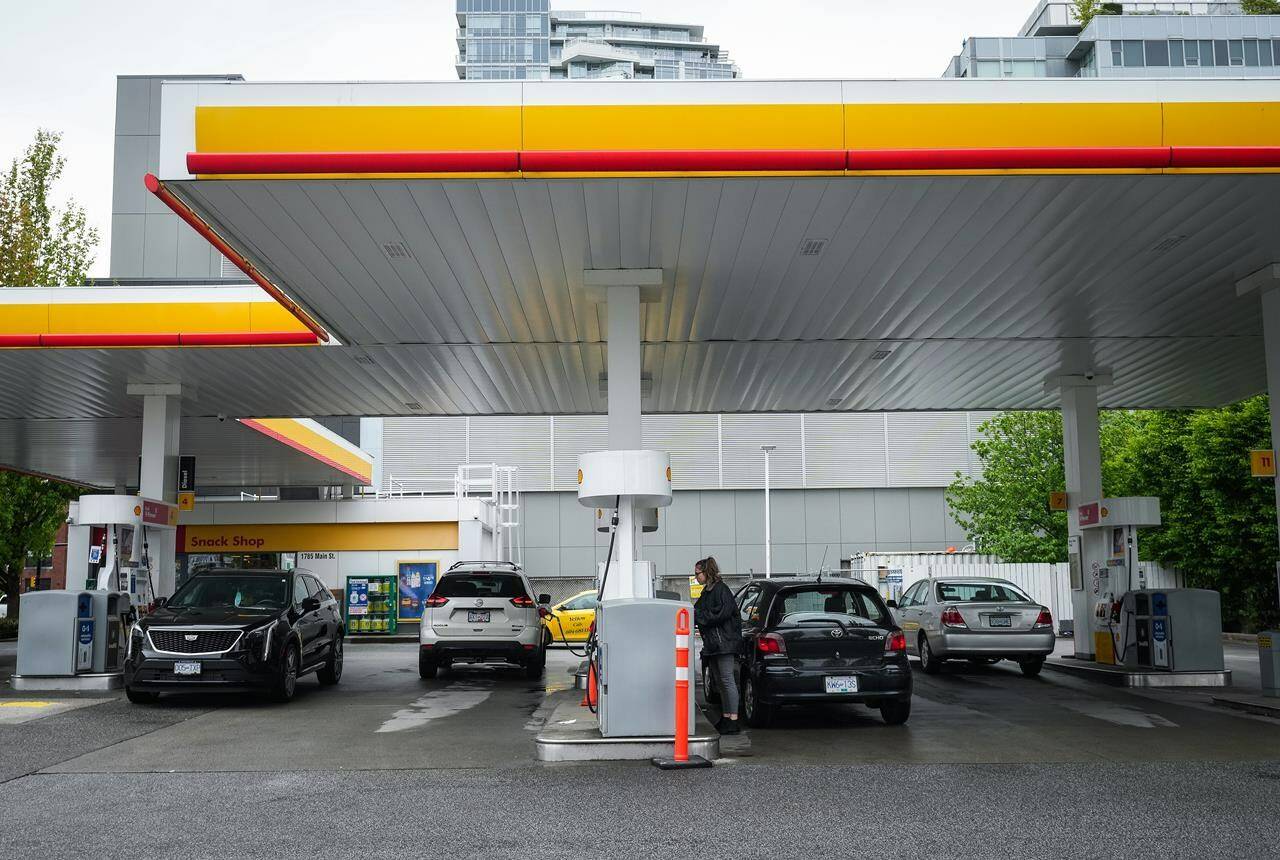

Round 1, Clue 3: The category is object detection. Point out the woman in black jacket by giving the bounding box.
[694,556,743,734]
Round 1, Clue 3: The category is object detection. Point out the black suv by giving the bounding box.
[124,568,344,704]
[719,577,913,727]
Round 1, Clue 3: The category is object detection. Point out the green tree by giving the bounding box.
[945,411,1133,563]
[0,129,98,288]
[1074,0,1122,26]
[1243,0,1280,14]
[0,472,78,620]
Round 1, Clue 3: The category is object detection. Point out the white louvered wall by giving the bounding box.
[380,413,988,493]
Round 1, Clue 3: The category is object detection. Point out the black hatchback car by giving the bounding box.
[124,568,344,704]
[721,577,912,727]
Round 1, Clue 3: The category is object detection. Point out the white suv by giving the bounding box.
[418,562,550,679]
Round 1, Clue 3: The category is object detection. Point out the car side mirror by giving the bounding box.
[301,596,321,612]
[154,596,168,608]
[887,600,899,609]
[538,593,551,605]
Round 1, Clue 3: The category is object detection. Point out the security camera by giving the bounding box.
[1083,372,1095,382]
[217,414,226,423]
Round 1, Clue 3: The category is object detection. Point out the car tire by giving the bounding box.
[1019,657,1045,678]
[418,651,439,679]
[272,641,300,703]
[703,663,721,706]
[317,635,343,686]
[919,634,941,675]
[880,698,911,726]
[524,648,546,680]
[741,671,775,728]
[125,687,158,705]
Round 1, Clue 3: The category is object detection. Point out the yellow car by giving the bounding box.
[542,589,599,644]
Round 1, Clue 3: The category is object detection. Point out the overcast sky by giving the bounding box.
[0,0,1033,277]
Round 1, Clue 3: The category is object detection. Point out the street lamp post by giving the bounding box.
[761,445,775,579]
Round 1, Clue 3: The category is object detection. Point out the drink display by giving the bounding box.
[344,575,398,635]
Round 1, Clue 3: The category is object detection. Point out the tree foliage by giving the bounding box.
[0,472,79,619]
[1073,0,1122,26]
[948,399,1279,630]
[1242,0,1280,15]
[0,129,98,288]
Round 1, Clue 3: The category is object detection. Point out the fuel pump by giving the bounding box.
[1075,497,1161,664]
[66,495,178,614]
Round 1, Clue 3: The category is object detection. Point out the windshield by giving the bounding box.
[433,573,528,599]
[773,587,889,626]
[168,574,289,611]
[936,582,1032,604]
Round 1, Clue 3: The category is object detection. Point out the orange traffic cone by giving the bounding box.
[581,661,598,708]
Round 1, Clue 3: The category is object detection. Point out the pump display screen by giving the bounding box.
[169,575,289,611]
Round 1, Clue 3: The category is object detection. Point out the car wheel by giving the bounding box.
[880,698,911,726]
[272,642,300,703]
[1019,657,1045,678]
[919,634,941,675]
[524,647,546,680]
[741,671,774,728]
[418,651,439,679]
[125,687,158,705]
[703,663,721,706]
[317,635,343,686]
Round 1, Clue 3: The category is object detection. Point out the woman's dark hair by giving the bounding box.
[701,556,721,585]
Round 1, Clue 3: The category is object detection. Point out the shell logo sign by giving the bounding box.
[577,469,584,485]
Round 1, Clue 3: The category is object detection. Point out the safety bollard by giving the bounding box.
[652,606,712,770]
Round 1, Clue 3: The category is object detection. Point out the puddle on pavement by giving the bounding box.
[375,680,494,733]
[1064,702,1178,728]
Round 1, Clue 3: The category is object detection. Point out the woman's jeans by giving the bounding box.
[709,653,740,716]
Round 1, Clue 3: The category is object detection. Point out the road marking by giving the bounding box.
[1065,702,1177,729]
[0,701,54,708]
[375,681,493,733]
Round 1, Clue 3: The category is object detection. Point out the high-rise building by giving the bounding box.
[455,2,740,80]
[943,1,1280,78]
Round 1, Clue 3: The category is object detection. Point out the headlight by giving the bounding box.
[243,619,279,661]
[127,625,145,659]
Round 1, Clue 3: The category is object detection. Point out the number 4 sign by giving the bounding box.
[1251,450,1277,478]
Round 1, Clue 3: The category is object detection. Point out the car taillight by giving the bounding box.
[425,595,448,607]
[885,631,907,653]
[1034,608,1053,628]
[757,633,786,655]
[941,606,967,628]
[510,595,535,608]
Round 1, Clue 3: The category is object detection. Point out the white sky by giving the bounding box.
[0,0,1034,277]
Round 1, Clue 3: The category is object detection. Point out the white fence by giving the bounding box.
[849,562,1182,625]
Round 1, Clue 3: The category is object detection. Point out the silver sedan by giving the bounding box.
[889,578,1056,677]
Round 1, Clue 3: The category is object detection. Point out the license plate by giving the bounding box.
[173,661,202,676]
[467,610,491,623]
[824,676,859,694]
[989,615,1012,627]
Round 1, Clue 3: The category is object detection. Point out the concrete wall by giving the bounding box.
[519,487,969,579]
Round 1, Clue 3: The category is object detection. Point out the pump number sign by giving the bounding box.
[1252,450,1277,478]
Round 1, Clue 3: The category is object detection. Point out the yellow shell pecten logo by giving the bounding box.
[577,469,583,485]
[666,466,671,482]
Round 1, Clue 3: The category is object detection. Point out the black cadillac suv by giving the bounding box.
[124,568,344,704]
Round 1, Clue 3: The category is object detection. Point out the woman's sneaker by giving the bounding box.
[719,718,741,735]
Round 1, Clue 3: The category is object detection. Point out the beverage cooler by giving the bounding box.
[345,576,398,634]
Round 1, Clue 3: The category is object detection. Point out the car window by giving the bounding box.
[773,587,889,626]
[293,576,312,605]
[563,593,597,611]
[308,576,330,600]
[738,586,762,623]
[936,582,1031,604]
[433,573,528,599]
[170,574,288,612]
[898,583,919,608]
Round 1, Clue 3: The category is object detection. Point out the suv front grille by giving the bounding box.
[149,629,241,654]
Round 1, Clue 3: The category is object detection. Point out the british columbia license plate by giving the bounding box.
[173,661,202,676]
[989,615,1012,627]
[824,676,859,694]
[467,610,491,623]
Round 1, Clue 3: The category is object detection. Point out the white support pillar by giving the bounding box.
[1262,287,1280,614]
[130,384,181,596]
[607,285,642,451]
[1054,374,1108,659]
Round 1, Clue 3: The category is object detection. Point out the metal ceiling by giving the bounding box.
[0,172,1272,420]
[0,417,362,489]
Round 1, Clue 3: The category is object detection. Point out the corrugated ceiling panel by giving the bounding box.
[380,417,466,493]
[887,412,973,487]
[469,415,552,492]
[804,413,889,488]
[721,414,803,489]
[642,414,720,489]
[552,415,608,491]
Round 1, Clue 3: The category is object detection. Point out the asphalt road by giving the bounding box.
[2,642,1279,858]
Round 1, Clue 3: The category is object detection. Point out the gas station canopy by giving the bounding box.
[5,78,1280,421]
